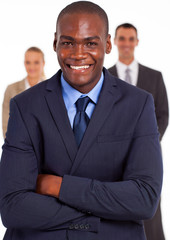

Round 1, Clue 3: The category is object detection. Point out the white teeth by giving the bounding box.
[70,65,90,70]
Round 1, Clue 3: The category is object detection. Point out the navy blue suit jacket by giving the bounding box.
[0,68,163,240]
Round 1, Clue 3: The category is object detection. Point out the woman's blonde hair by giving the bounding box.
[25,46,46,79]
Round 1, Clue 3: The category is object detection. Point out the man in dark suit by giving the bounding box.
[108,23,169,240]
[0,3,163,240]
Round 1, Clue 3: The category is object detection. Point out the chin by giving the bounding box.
[28,74,39,78]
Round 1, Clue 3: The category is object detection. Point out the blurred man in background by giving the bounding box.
[108,23,169,240]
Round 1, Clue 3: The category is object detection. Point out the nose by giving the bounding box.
[70,44,87,59]
[123,39,131,46]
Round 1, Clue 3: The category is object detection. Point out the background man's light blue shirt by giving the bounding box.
[61,72,104,128]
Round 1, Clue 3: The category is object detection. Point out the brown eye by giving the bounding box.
[129,37,135,42]
[119,37,125,41]
[62,42,73,46]
[86,42,97,46]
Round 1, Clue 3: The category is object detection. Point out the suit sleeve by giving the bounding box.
[0,99,99,230]
[59,94,163,221]
[154,73,169,140]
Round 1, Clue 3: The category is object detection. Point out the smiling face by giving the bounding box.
[54,13,111,93]
[114,27,139,64]
[24,51,45,79]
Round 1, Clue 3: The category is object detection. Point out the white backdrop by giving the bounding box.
[0,0,170,239]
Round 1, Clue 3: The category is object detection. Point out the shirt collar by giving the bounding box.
[25,78,30,90]
[25,77,42,90]
[61,72,104,110]
[117,59,138,71]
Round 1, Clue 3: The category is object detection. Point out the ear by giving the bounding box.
[53,32,57,52]
[106,34,112,54]
[136,38,139,47]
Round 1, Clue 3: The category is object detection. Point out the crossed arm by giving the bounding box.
[0,95,163,231]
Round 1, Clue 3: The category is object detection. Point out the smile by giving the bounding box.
[68,65,91,70]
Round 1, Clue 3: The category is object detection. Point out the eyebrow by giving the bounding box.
[60,35,100,41]
[118,36,136,39]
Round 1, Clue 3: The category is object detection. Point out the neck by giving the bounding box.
[118,57,134,66]
[27,76,40,87]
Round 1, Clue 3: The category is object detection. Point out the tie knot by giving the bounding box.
[125,68,130,74]
[76,96,90,112]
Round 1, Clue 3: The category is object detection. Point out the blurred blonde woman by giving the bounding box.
[2,47,45,138]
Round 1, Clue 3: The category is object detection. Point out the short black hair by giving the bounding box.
[56,1,109,36]
[115,23,138,37]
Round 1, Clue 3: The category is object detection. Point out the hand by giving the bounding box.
[36,174,62,198]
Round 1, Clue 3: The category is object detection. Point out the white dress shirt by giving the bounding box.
[25,78,30,90]
[116,60,139,86]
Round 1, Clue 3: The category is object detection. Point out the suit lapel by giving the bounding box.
[45,71,78,163]
[70,69,122,174]
[108,65,118,77]
[136,64,144,88]
[44,69,122,172]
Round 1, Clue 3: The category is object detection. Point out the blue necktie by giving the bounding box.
[73,96,90,147]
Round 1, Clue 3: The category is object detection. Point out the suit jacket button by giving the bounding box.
[69,224,74,230]
[85,224,90,229]
[80,224,85,229]
[74,224,79,229]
